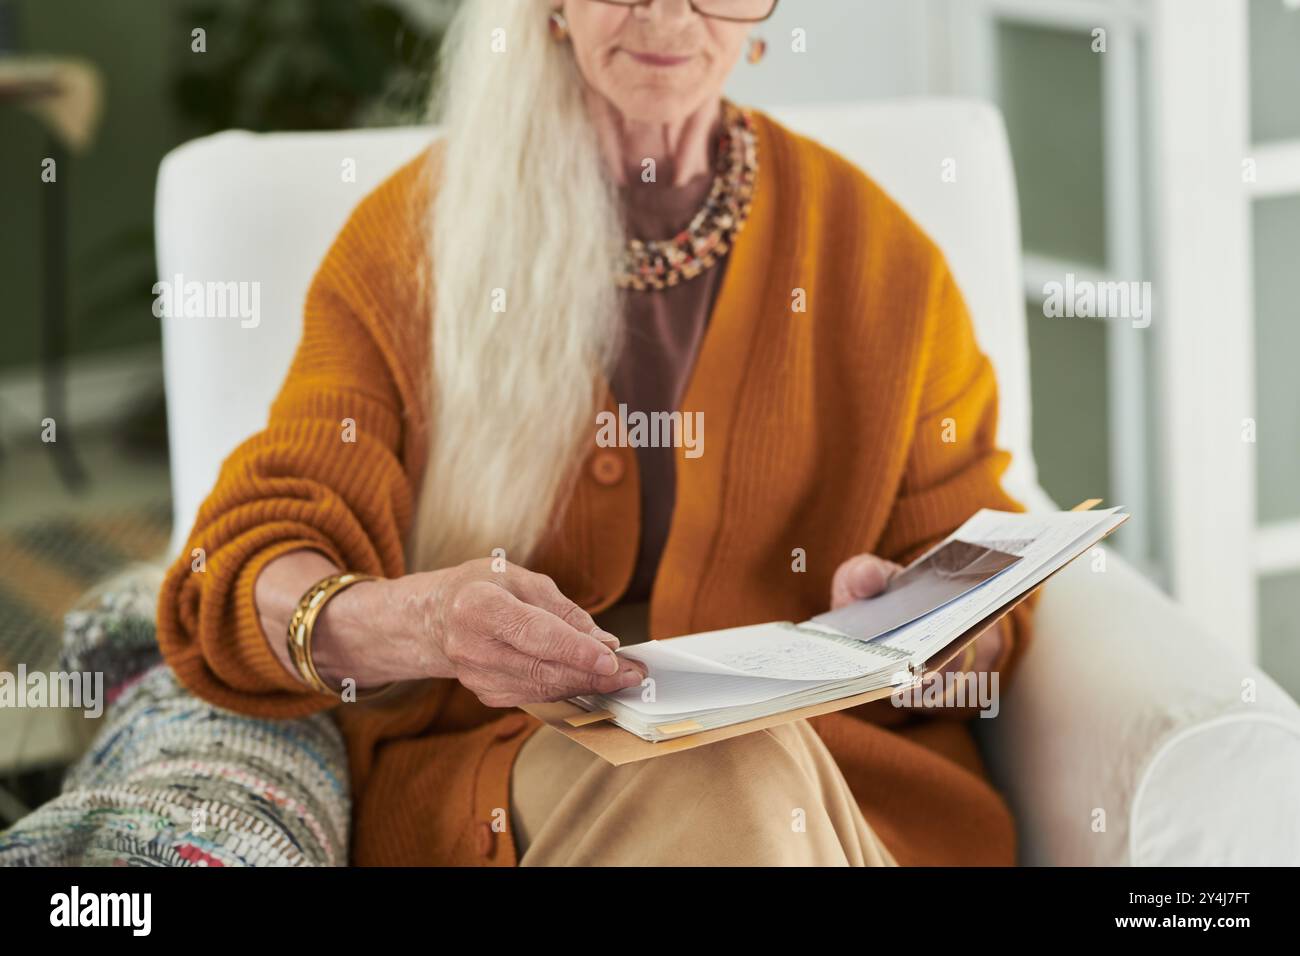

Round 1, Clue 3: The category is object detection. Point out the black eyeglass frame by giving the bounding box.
[583,0,779,25]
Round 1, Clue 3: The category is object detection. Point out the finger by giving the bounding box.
[480,590,622,676]
[830,554,901,609]
[506,568,620,649]
[463,644,646,703]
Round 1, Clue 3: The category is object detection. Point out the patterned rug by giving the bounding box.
[0,500,172,672]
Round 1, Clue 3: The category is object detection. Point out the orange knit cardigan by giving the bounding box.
[157,109,1034,867]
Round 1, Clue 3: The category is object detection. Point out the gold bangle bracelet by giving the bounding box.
[286,572,393,702]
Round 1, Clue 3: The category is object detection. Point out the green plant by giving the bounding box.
[76,0,448,427]
[172,0,448,134]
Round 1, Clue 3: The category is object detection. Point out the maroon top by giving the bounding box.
[612,171,731,602]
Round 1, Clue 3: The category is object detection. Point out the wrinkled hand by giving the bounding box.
[426,558,647,708]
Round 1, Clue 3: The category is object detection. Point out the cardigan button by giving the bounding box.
[590,450,625,486]
[477,821,497,859]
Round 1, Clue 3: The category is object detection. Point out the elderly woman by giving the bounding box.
[159,0,1032,867]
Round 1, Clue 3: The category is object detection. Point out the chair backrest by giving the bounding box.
[156,99,1039,557]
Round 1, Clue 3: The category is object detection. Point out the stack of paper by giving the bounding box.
[574,505,1128,742]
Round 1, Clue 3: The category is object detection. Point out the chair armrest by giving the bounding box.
[975,548,1300,865]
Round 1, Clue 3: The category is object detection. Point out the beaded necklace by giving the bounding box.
[617,100,758,292]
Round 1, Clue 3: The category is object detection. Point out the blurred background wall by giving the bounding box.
[0,0,1296,727]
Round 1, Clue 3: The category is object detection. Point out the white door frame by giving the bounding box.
[1147,0,1255,658]
[932,0,1258,659]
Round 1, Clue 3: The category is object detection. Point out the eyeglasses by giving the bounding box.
[586,0,779,24]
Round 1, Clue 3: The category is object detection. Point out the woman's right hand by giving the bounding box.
[257,550,646,707]
[408,558,647,707]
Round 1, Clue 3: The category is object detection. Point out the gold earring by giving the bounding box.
[747,36,767,64]
[548,10,570,43]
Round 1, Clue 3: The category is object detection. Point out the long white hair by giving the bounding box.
[410,0,624,571]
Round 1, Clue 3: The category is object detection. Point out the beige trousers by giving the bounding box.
[509,601,897,866]
[510,718,898,866]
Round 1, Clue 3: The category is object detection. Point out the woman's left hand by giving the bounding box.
[829,553,903,609]
[828,552,1002,677]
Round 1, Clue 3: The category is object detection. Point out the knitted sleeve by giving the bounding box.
[155,169,425,720]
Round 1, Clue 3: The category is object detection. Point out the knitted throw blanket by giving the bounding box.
[0,568,350,866]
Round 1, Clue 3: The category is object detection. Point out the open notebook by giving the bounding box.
[547,503,1128,750]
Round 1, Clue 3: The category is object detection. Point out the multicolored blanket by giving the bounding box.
[0,567,350,866]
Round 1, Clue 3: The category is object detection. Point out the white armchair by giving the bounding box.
[155,100,1300,866]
